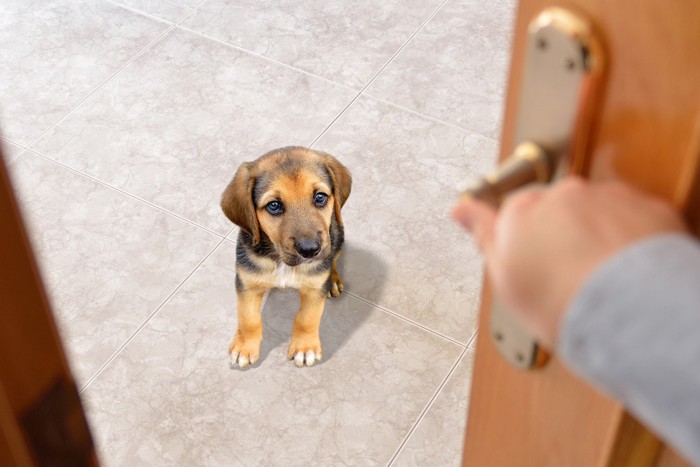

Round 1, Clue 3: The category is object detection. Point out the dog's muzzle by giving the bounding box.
[294,239,321,259]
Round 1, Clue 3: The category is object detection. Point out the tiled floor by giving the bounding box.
[2,0,514,465]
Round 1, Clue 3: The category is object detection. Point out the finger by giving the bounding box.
[452,197,497,256]
[500,184,546,210]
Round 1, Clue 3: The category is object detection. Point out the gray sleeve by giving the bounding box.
[558,233,700,465]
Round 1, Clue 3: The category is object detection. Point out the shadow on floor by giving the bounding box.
[251,242,388,366]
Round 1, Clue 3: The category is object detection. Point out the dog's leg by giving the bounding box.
[288,290,326,367]
[229,289,264,368]
[329,250,344,298]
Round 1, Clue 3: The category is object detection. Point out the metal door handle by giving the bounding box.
[461,7,605,370]
[461,141,553,207]
[461,142,556,370]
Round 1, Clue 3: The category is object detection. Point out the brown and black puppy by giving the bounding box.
[221,147,351,368]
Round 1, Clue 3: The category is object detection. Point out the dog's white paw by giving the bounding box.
[288,335,322,367]
[329,271,344,298]
[228,334,261,369]
[230,351,259,369]
[292,350,321,367]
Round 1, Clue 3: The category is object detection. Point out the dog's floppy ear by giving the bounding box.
[324,155,352,226]
[221,162,261,245]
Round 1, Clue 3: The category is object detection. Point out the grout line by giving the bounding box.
[3,138,28,165]
[25,149,231,239]
[24,24,176,151]
[308,92,363,148]
[175,25,362,95]
[5,151,25,166]
[103,0,177,25]
[386,346,468,466]
[175,0,214,24]
[345,291,468,348]
[361,0,450,93]
[308,0,451,147]
[26,0,212,152]
[1,137,28,150]
[466,331,477,349]
[360,93,500,143]
[79,235,227,393]
[160,27,364,151]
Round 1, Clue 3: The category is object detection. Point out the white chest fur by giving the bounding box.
[273,264,303,289]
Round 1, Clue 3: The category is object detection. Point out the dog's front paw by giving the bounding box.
[228,332,261,369]
[287,334,322,367]
[329,270,344,298]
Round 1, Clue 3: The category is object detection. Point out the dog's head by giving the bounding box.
[221,147,351,266]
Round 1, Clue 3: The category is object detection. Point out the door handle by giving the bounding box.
[461,141,552,207]
[461,7,606,370]
[461,141,554,370]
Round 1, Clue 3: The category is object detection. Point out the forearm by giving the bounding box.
[559,234,700,465]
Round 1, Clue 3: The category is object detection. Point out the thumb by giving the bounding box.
[452,197,497,257]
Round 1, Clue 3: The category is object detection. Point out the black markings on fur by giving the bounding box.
[322,273,332,296]
[279,154,303,173]
[236,238,262,272]
[234,147,346,296]
[253,148,332,207]
[309,216,344,277]
[321,165,335,194]
[235,274,244,292]
[330,216,344,253]
[237,229,279,261]
[311,255,333,275]
[252,172,270,206]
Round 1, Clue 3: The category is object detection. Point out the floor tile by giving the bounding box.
[109,0,200,23]
[0,0,168,146]
[315,96,497,343]
[393,350,475,467]
[82,241,463,466]
[366,0,516,139]
[181,0,444,89]
[9,152,220,384]
[1,139,24,163]
[33,28,356,235]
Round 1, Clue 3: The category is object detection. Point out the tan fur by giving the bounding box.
[228,289,265,365]
[288,289,326,360]
[329,251,344,297]
[256,169,334,265]
[221,147,351,368]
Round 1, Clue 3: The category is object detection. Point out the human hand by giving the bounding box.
[453,177,687,348]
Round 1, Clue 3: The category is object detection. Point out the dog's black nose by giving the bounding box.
[295,240,321,258]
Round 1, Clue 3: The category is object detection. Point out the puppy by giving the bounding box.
[221,147,352,368]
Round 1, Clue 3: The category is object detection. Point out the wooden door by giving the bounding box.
[0,147,98,466]
[463,1,700,466]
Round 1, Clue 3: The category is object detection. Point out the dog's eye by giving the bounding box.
[314,192,329,207]
[265,200,284,215]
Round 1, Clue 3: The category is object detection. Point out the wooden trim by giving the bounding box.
[0,147,98,465]
[604,413,661,467]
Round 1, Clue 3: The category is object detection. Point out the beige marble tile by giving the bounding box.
[82,241,463,466]
[393,350,475,467]
[181,0,443,89]
[109,0,200,23]
[366,0,516,139]
[33,28,356,235]
[10,152,220,384]
[469,333,478,350]
[315,96,497,343]
[0,0,168,146]
[1,139,24,163]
